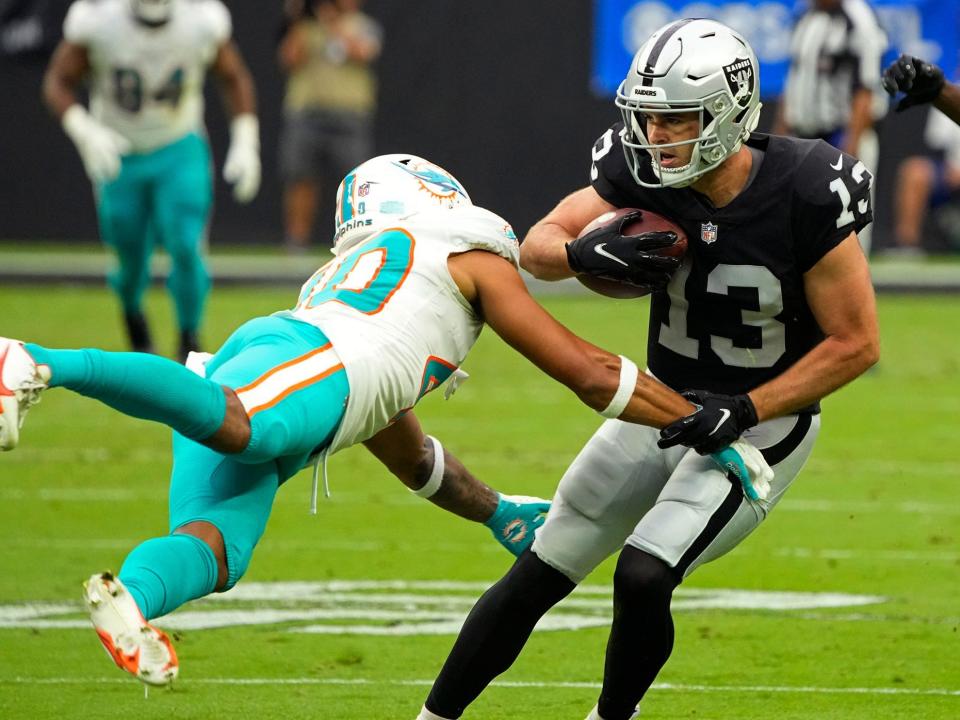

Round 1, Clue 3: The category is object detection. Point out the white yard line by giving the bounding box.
[4,486,958,517]
[3,676,958,697]
[6,536,954,563]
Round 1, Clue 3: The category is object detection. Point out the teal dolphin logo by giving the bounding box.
[392,161,467,198]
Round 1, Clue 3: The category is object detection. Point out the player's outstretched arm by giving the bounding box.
[42,41,130,183]
[363,412,549,557]
[520,186,616,280]
[41,41,88,119]
[449,250,693,427]
[212,41,261,203]
[936,83,960,128]
[882,54,960,127]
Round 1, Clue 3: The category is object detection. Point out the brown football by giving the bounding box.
[576,207,688,299]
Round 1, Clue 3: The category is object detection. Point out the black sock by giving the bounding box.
[597,546,679,720]
[425,549,576,718]
[124,311,153,353]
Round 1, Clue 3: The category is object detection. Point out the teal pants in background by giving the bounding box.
[96,132,213,333]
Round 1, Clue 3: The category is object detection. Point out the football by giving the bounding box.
[576,207,688,299]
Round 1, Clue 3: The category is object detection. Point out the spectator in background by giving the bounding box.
[278,0,382,254]
[888,109,960,257]
[883,55,960,257]
[775,0,887,254]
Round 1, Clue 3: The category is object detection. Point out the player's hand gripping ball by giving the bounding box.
[566,208,687,298]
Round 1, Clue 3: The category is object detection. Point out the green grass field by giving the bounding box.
[0,285,957,720]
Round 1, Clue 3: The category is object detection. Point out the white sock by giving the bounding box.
[417,707,454,720]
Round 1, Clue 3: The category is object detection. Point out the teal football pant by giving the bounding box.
[28,317,349,619]
[96,132,213,334]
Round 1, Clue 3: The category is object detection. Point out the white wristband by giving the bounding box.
[230,113,260,149]
[61,104,92,142]
[411,435,444,498]
[599,355,639,419]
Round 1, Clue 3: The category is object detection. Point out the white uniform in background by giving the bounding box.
[64,0,231,152]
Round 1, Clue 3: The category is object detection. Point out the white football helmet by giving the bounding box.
[616,18,763,188]
[333,153,472,254]
[130,0,174,26]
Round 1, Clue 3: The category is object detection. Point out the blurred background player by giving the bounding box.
[884,53,960,127]
[884,55,960,256]
[889,108,960,257]
[775,0,887,254]
[278,0,381,254]
[42,0,262,361]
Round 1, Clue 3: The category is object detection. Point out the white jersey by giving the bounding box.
[64,0,231,152]
[285,206,520,454]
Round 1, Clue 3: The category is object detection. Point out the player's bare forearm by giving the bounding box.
[42,41,89,118]
[934,82,960,127]
[520,221,577,279]
[749,234,879,421]
[450,250,694,427]
[418,444,499,523]
[747,334,878,421]
[212,41,257,116]
[520,187,615,280]
[362,413,498,524]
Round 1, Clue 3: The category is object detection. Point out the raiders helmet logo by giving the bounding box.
[723,58,755,107]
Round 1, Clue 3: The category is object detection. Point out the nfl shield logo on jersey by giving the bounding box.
[701,222,718,244]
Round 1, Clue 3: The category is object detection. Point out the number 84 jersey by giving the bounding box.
[64,0,231,153]
[591,126,872,410]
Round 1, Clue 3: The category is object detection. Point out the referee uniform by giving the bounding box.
[781,0,887,253]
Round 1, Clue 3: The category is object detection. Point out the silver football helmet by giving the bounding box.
[333,153,473,254]
[130,0,174,26]
[616,18,763,188]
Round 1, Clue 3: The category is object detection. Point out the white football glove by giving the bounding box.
[62,105,131,183]
[710,439,774,502]
[223,113,261,203]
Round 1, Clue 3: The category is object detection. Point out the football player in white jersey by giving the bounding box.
[0,153,769,688]
[43,0,261,361]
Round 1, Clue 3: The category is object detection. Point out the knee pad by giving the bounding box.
[614,546,679,601]
[498,549,576,614]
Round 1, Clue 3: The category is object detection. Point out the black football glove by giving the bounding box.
[657,390,759,455]
[882,54,945,112]
[566,210,681,291]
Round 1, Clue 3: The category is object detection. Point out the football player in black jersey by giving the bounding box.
[883,54,960,127]
[415,18,880,720]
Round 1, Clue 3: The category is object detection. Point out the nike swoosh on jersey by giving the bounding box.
[708,408,731,436]
[830,154,843,171]
[594,243,628,266]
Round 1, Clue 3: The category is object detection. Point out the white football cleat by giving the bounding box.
[0,338,50,451]
[83,572,179,687]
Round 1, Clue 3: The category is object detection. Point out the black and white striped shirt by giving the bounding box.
[782,0,888,138]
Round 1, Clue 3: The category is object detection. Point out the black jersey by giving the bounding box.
[590,124,872,409]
